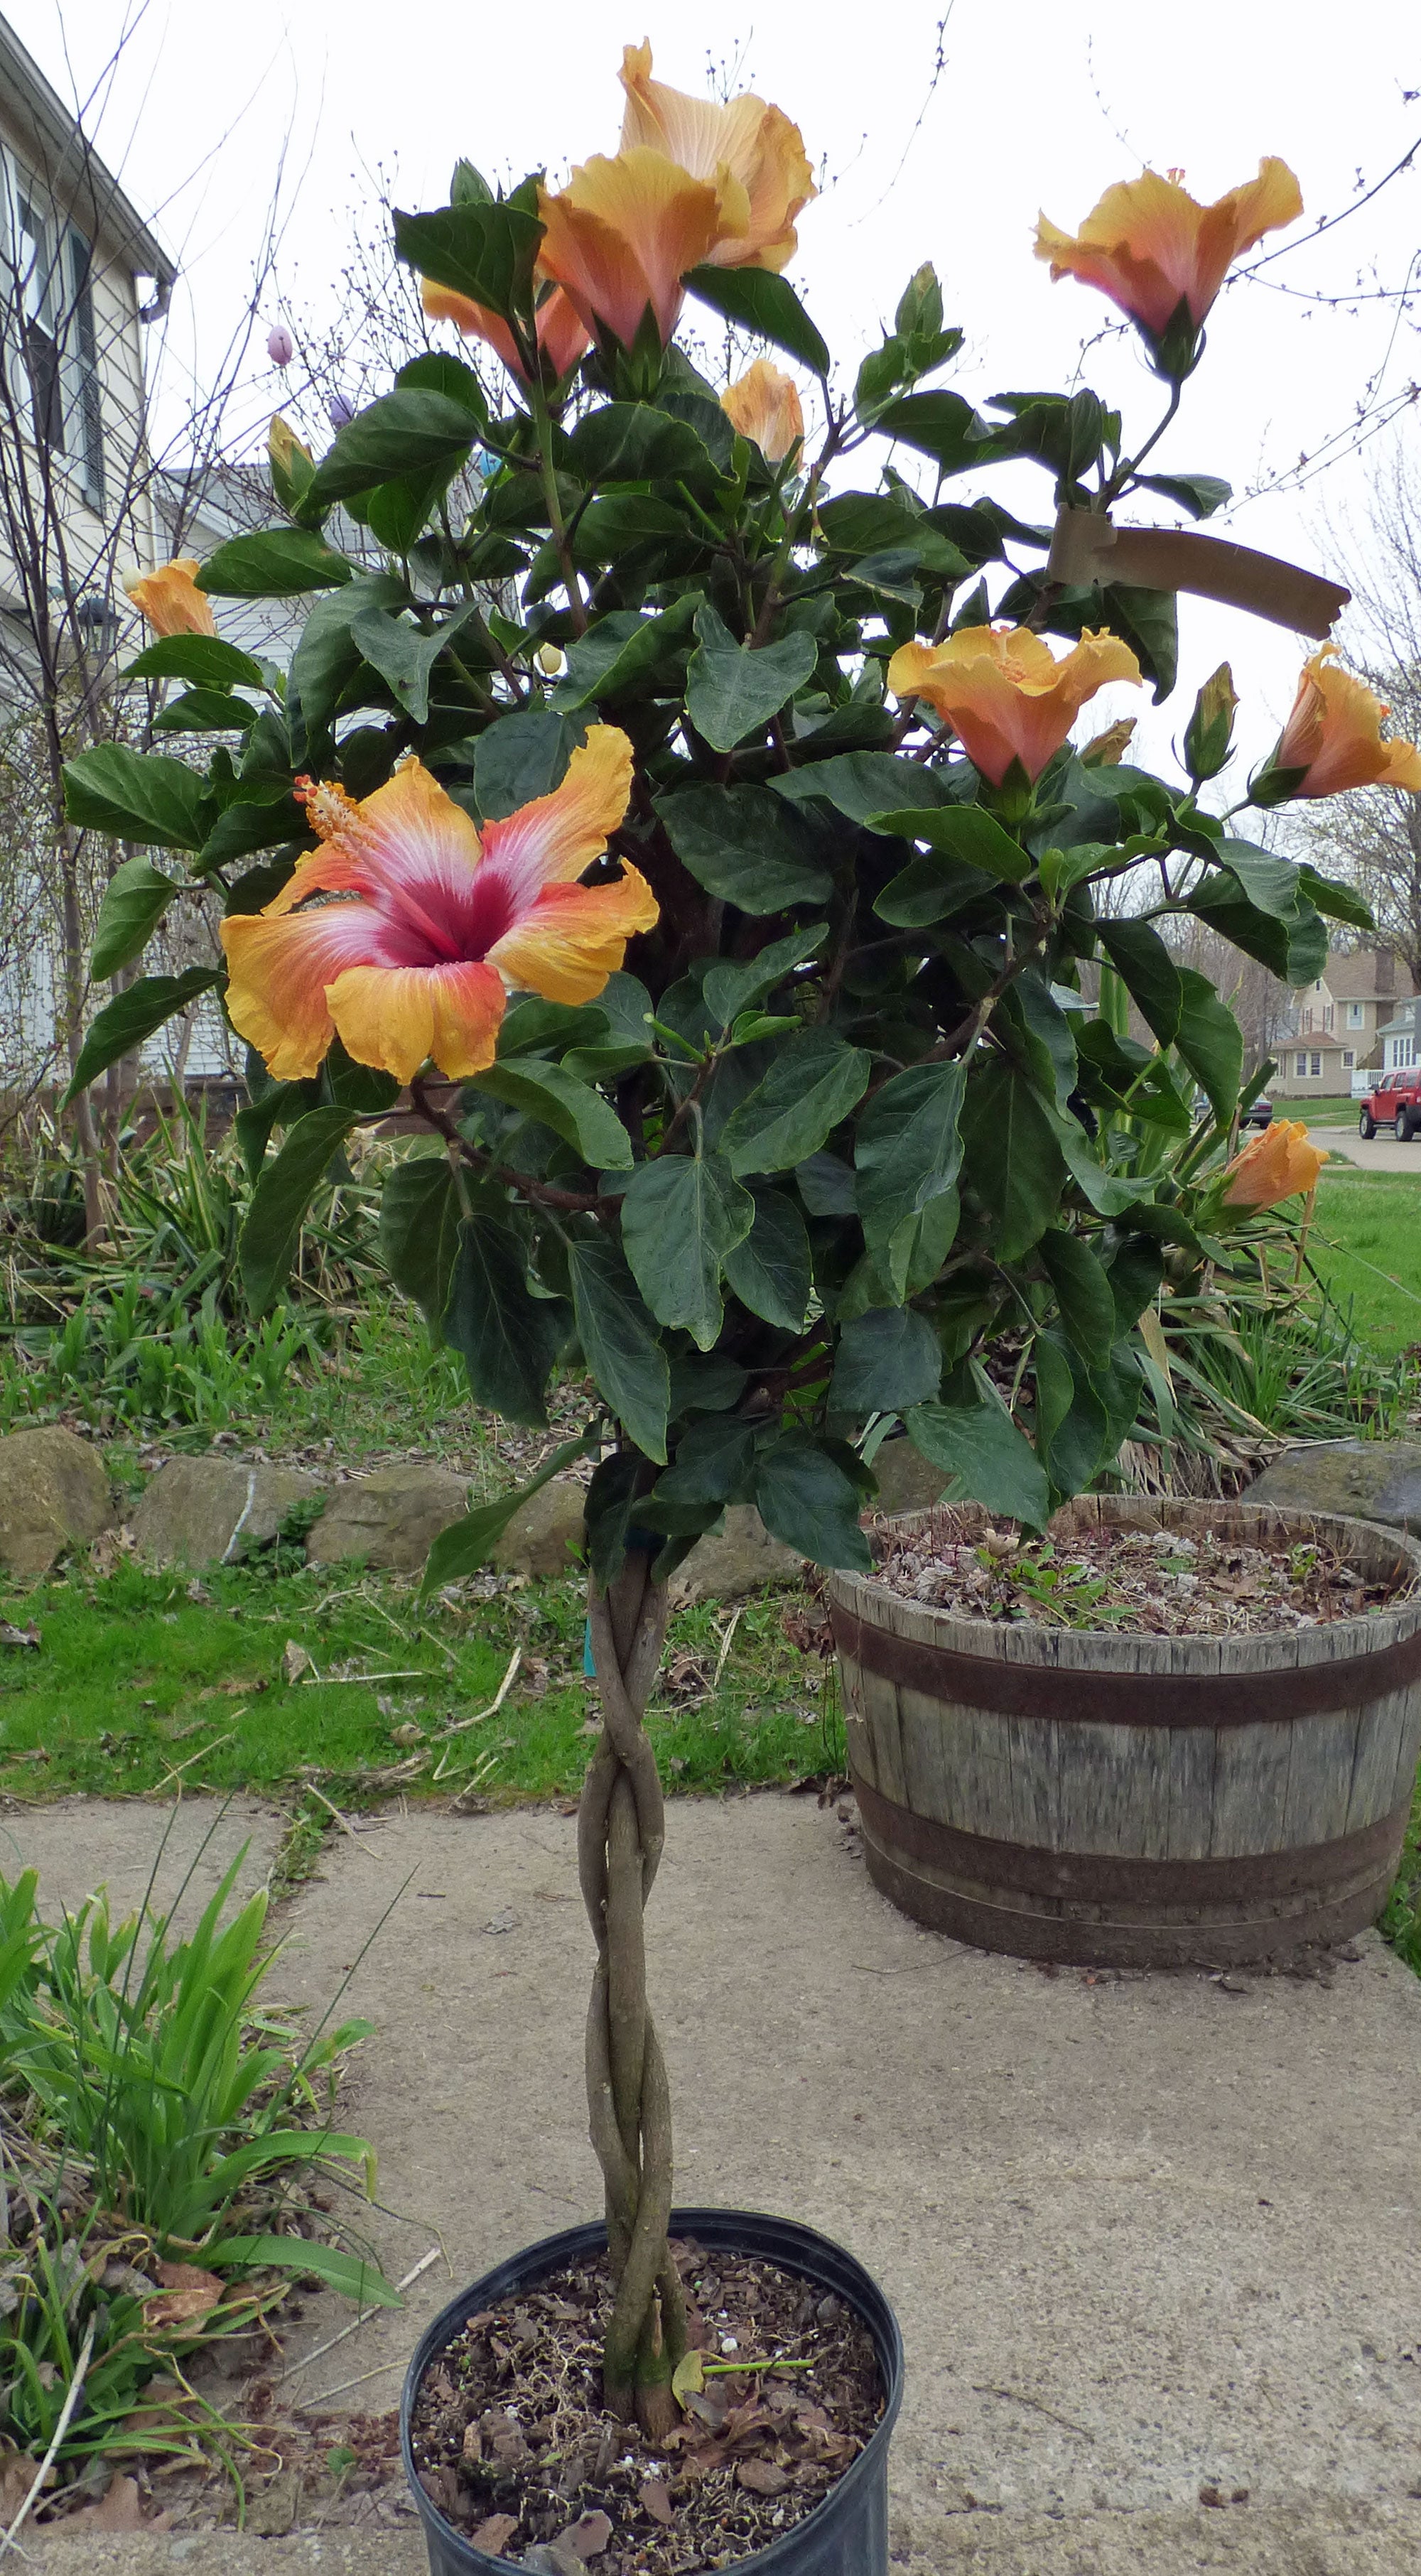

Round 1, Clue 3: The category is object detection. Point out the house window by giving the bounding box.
[1310,1052,1322,1077]
[1342,1051,1355,1069]
[1322,1005,1334,1032]
[1347,1002,1364,1028]
[4,183,104,509]
[1301,1008,1313,1032]
[1295,1051,1308,1076]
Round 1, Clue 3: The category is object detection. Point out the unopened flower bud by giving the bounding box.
[266,323,294,367]
[1184,661,1238,783]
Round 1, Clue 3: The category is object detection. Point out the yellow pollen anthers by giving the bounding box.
[293,775,372,846]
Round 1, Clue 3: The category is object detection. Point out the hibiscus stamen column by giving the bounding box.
[578,1517,686,2437]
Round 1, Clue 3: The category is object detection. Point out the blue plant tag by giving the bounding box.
[583,1619,597,1678]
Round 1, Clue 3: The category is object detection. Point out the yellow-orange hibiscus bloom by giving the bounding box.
[887,624,1142,785]
[420,276,590,385]
[1263,645,1421,799]
[1035,160,1302,356]
[617,41,814,274]
[722,357,804,462]
[536,43,813,351]
[1221,1120,1327,1209]
[124,558,216,639]
[221,728,656,1086]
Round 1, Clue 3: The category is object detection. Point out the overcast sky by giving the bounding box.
[11,0,1421,784]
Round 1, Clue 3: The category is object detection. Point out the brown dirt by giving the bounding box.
[870,1508,1413,1635]
[408,2237,883,2572]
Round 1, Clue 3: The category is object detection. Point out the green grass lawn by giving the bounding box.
[0,1549,838,1830]
[1273,1095,1359,1127]
[1309,1173,1421,1358]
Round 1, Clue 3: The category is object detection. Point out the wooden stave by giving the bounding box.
[829,1497,1421,1966]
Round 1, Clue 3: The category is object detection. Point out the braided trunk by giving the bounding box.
[578,1540,686,2436]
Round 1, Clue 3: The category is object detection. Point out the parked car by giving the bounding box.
[1194,1093,1274,1129]
[1358,1071,1421,1140]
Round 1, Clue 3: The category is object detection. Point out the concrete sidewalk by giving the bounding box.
[7,1791,1421,2573]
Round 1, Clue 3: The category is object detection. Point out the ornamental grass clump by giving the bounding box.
[65,40,1417,2437]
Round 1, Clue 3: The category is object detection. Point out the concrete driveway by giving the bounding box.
[1309,1123,1421,1176]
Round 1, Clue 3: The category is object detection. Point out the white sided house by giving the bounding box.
[1273,950,1417,1101]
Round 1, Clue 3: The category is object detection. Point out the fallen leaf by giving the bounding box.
[737,2458,791,2496]
[67,2474,172,2533]
[0,1624,39,1650]
[470,2513,519,2553]
[671,2349,705,2402]
[143,2264,222,2332]
[639,2478,674,2526]
[281,1640,313,1685]
[558,2508,615,2560]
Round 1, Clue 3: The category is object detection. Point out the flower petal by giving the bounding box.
[326,958,507,1083]
[619,43,814,271]
[538,149,725,345]
[487,863,659,1005]
[722,358,804,460]
[125,559,217,639]
[889,625,1140,782]
[222,902,383,1081]
[478,724,634,910]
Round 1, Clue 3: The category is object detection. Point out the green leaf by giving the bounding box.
[198,529,353,597]
[961,1057,1065,1260]
[771,752,961,825]
[703,925,825,1029]
[1047,1103,1157,1218]
[552,600,698,711]
[1174,965,1243,1120]
[393,201,544,328]
[365,459,462,551]
[208,2239,401,2306]
[723,1180,812,1330]
[906,1392,1051,1527]
[684,264,829,374]
[63,744,208,852]
[288,573,406,743]
[122,634,267,691]
[308,388,481,504]
[1296,865,1374,931]
[1211,837,1303,919]
[467,1059,634,1170]
[568,403,720,487]
[396,349,490,417]
[872,389,998,474]
[1133,470,1231,519]
[475,710,580,820]
[657,784,834,913]
[867,802,1032,882]
[568,1233,669,1463]
[379,1159,462,1341]
[686,606,818,753]
[1094,917,1182,1046]
[421,1433,596,1593]
[832,1306,941,1414]
[240,1107,357,1314]
[722,1029,872,1176]
[1105,583,1177,700]
[620,1152,754,1350]
[1039,1227,1115,1369]
[444,1211,566,1426]
[349,599,484,726]
[1032,1329,1111,1499]
[65,968,220,1100]
[90,857,180,978]
[1186,876,1329,986]
[151,687,259,735]
[855,1059,967,1300]
[753,1432,871,1572]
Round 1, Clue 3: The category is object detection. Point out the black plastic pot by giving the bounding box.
[401,2207,904,2576]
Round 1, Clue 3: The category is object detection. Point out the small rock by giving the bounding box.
[130,1456,320,1570]
[305,1465,470,1571]
[492,1473,587,1577]
[1248,1437,1421,1533]
[677,1506,801,1602]
[0,1427,112,1578]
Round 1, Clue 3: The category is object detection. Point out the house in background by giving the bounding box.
[1272,951,1417,1099]
[0,10,175,672]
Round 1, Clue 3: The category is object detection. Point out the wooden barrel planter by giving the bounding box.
[828,1496,1421,1969]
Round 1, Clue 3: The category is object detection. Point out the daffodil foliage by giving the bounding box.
[67,180,1375,1577]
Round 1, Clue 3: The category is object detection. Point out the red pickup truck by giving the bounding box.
[1358,1071,1421,1139]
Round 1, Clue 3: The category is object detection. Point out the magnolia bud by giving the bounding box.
[327,391,355,428]
[266,323,294,367]
[1184,661,1238,783]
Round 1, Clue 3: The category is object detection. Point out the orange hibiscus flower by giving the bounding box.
[124,558,216,639]
[887,624,1141,785]
[222,728,655,1085]
[1260,646,1421,800]
[1035,160,1302,369]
